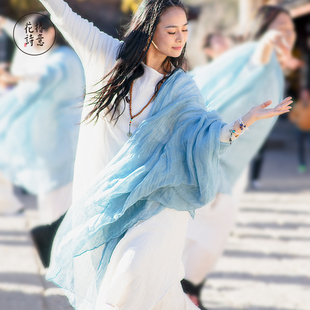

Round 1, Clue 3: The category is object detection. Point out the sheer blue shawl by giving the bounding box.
[0,46,85,194]
[46,69,228,308]
[191,42,284,193]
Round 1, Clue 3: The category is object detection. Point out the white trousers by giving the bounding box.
[37,182,72,225]
[0,171,23,215]
[182,169,249,285]
[95,207,199,310]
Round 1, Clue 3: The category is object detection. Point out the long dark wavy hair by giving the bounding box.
[248,5,290,41]
[86,0,188,124]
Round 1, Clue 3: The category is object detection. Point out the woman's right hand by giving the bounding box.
[261,30,291,59]
[233,96,293,134]
[252,29,290,66]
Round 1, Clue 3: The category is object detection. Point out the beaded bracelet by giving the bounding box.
[229,117,249,145]
[229,128,239,145]
[237,117,249,131]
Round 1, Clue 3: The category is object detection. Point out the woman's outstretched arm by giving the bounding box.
[241,96,292,127]
[38,0,121,69]
[251,30,290,66]
[220,96,293,143]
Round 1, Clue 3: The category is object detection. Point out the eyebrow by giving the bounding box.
[165,22,188,28]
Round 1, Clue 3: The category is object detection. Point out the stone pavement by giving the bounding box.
[201,119,310,310]
[0,119,310,310]
[201,191,310,310]
[0,192,73,310]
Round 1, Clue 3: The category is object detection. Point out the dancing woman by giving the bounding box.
[38,0,291,309]
[182,5,296,307]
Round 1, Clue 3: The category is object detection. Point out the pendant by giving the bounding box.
[127,119,132,137]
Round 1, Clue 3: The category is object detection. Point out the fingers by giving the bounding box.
[273,97,293,115]
[274,38,291,56]
[273,109,291,117]
[282,96,293,104]
[275,97,293,110]
[260,96,292,111]
[282,96,292,102]
[275,96,293,109]
[277,96,292,106]
[257,96,293,120]
[260,100,272,108]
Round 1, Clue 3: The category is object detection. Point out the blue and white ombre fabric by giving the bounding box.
[0,46,85,194]
[191,42,284,193]
[46,69,229,308]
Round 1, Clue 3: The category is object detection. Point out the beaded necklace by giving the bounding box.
[125,71,167,137]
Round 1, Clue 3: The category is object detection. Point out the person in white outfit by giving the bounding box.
[181,5,297,308]
[37,0,292,309]
[0,14,84,223]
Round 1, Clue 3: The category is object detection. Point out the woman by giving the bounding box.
[203,32,233,61]
[0,14,85,223]
[181,5,296,307]
[38,0,291,309]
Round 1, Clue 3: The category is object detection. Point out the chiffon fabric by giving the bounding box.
[0,46,85,195]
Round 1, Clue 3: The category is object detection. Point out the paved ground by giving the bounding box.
[201,119,310,310]
[0,118,310,310]
[201,191,310,310]
[0,192,73,310]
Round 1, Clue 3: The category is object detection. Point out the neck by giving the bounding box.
[145,44,168,74]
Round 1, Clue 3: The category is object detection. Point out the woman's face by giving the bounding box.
[205,34,232,60]
[151,7,188,59]
[268,12,296,59]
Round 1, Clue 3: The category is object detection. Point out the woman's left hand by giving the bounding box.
[242,96,293,128]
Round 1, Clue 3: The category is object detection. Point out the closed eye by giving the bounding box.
[168,29,188,35]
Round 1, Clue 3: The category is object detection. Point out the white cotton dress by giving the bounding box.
[182,168,249,284]
[39,0,235,308]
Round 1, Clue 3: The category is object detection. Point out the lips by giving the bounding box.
[172,47,182,50]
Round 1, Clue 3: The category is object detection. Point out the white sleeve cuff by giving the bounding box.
[220,121,246,143]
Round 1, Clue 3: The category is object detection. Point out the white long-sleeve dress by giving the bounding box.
[39,1,238,309]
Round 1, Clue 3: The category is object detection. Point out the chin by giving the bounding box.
[169,50,183,58]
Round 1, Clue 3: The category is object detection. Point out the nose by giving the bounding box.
[176,31,183,43]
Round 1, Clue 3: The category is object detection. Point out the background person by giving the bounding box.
[0,13,85,224]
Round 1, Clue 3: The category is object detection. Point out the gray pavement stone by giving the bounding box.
[0,194,73,310]
[0,213,46,310]
[1,119,309,310]
[200,121,310,310]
